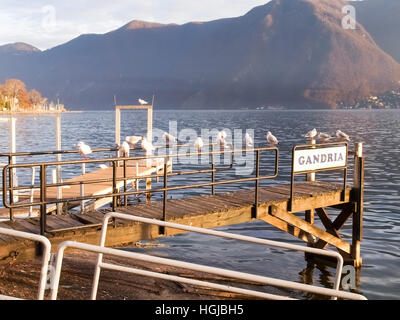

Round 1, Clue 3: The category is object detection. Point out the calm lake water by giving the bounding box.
[0,109,399,299]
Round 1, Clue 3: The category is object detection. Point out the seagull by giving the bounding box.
[141,136,156,154]
[163,132,178,146]
[194,137,204,154]
[304,128,318,140]
[138,98,148,105]
[219,138,230,152]
[244,133,253,149]
[125,136,142,149]
[99,164,108,170]
[76,141,92,160]
[266,131,279,147]
[117,141,130,157]
[217,131,227,141]
[217,130,230,151]
[318,132,334,143]
[336,130,350,142]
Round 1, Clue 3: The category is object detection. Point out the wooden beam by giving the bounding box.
[315,208,340,238]
[116,105,152,110]
[260,214,310,243]
[313,204,353,250]
[269,205,352,254]
[289,188,351,213]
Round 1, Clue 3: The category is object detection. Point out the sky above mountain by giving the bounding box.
[0,0,270,50]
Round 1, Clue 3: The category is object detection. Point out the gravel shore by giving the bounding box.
[0,250,246,300]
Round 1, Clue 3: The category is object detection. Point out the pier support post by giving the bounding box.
[352,142,364,268]
[305,138,316,246]
[146,178,152,203]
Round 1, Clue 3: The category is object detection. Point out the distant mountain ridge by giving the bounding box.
[352,0,400,63]
[0,42,41,55]
[0,0,399,110]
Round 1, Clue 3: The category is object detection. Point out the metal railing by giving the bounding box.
[48,212,367,300]
[2,145,279,235]
[0,227,51,300]
[0,146,120,221]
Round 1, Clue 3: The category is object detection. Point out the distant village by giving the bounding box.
[0,78,66,112]
[341,88,400,110]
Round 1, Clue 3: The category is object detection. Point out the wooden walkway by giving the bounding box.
[0,180,360,265]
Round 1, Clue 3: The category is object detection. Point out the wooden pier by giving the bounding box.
[0,141,365,268]
[0,180,363,267]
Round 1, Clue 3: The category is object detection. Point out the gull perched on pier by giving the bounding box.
[125,136,142,149]
[217,131,229,151]
[141,136,156,154]
[318,132,334,143]
[76,141,92,160]
[138,98,148,105]
[117,141,130,157]
[194,137,204,154]
[217,131,227,141]
[336,130,350,142]
[303,128,318,140]
[163,132,178,146]
[266,131,279,147]
[244,133,253,149]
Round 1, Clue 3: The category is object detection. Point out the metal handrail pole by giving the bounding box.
[253,150,260,219]
[123,159,127,206]
[40,165,47,235]
[8,155,14,221]
[112,161,117,212]
[56,241,294,301]
[52,239,367,301]
[211,143,215,195]
[0,227,51,300]
[97,212,353,299]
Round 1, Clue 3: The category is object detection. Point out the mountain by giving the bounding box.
[0,0,399,109]
[0,42,41,55]
[352,0,400,63]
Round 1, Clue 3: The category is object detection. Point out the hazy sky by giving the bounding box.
[0,0,270,50]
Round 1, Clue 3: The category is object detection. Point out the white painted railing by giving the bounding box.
[49,212,367,300]
[0,227,51,300]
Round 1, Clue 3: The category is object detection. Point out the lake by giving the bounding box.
[0,109,399,299]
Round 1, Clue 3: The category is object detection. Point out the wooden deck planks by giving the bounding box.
[0,181,356,262]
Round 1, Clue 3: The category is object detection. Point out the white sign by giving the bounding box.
[293,146,347,173]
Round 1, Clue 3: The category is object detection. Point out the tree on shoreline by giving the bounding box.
[0,78,47,111]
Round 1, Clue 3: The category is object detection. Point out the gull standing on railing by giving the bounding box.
[76,141,92,160]
[138,98,148,105]
[244,133,253,149]
[336,130,350,142]
[318,132,334,143]
[217,131,229,151]
[163,132,179,146]
[141,137,156,154]
[266,131,279,147]
[194,137,204,154]
[117,141,130,157]
[125,136,142,149]
[303,128,318,140]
